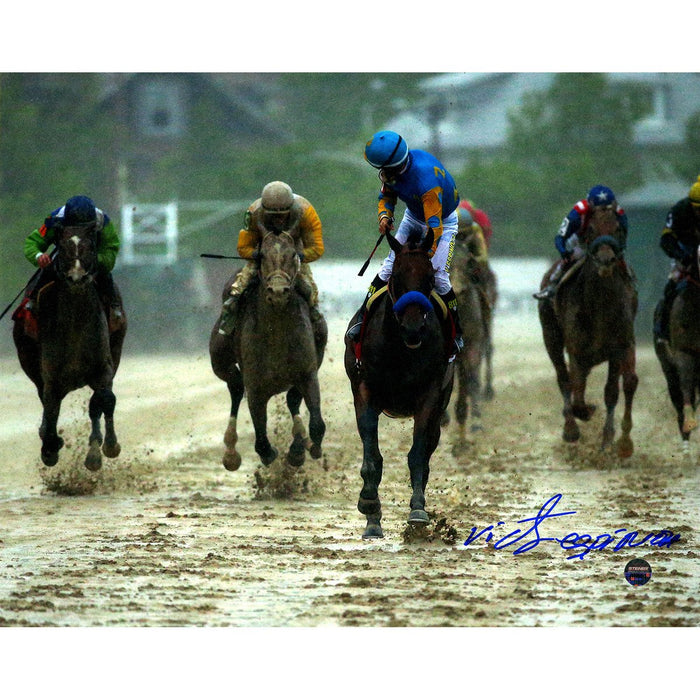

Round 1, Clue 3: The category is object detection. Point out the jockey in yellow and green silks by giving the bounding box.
[217,180,325,337]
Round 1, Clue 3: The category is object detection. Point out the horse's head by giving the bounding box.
[588,234,623,278]
[258,230,300,307]
[387,230,436,348]
[55,225,98,287]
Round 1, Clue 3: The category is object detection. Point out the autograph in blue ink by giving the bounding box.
[463,494,681,560]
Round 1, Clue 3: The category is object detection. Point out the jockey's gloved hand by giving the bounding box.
[297,251,305,262]
[379,215,394,236]
[251,250,261,261]
[36,253,52,268]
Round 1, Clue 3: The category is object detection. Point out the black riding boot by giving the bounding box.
[96,271,123,320]
[346,274,387,341]
[439,288,464,353]
[656,279,678,341]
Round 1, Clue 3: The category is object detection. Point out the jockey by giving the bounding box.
[655,175,700,342]
[459,200,493,249]
[347,130,464,354]
[218,181,324,336]
[456,206,489,277]
[533,184,629,300]
[23,195,122,320]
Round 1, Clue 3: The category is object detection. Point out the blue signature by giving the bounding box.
[463,494,681,560]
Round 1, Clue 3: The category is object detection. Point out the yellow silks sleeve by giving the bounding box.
[298,203,324,263]
[421,187,445,253]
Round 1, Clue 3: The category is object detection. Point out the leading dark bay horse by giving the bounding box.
[537,232,638,457]
[344,230,455,539]
[12,225,127,470]
[209,230,327,471]
[653,244,700,452]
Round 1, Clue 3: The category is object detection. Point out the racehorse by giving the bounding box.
[344,230,455,538]
[209,230,327,470]
[443,241,498,437]
[653,243,700,450]
[12,225,127,470]
[537,230,638,457]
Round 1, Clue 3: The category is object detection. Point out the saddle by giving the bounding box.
[353,286,454,363]
[12,280,125,340]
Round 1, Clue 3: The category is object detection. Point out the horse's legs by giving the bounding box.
[601,360,621,451]
[39,383,64,466]
[540,309,580,442]
[286,387,306,467]
[223,367,245,471]
[676,352,698,434]
[616,348,638,458]
[406,399,442,524]
[247,389,278,466]
[286,378,325,467]
[569,360,596,421]
[85,387,119,471]
[355,390,383,538]
[454,358,468,441]
[483,330,495,401]
[466,345,483,432]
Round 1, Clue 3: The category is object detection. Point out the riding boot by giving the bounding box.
[655,279,677,342]
[96,271,123,321]
[439,288,464,354]
[533,258,568,300]
[346,274,387,342]
[218,294,240,336]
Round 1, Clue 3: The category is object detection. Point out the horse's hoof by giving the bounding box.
[470,424,484,433]
[484,388,495,401]
[102,441,121,459]
[286,447,305,467]
[223,450,242,471]
[309,443,322,459]
[85,446,103,472]
[260,447,278,466]
[617,437,634,460]
[572,404,596,421]
[362,523,384,539]
[408,509,430,525]
[41,451,59,467]
[563,430,580,443]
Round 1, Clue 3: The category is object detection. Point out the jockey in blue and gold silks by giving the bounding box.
[347,130,464,354]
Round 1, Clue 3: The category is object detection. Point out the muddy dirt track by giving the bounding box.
[0,309,698,632]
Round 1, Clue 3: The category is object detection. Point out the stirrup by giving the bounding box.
[533,286,556,300]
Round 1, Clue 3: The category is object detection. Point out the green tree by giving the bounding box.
[458,73,647,257]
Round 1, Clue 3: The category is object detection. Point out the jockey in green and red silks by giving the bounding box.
[348,130,464,355]
[22,195,122,320]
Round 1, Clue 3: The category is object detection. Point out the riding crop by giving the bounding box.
[358,234,384,276]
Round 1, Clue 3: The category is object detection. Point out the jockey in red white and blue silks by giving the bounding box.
[555,184,628,259]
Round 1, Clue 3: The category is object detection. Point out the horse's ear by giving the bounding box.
[387,232,402,256]
[422,228,434,252]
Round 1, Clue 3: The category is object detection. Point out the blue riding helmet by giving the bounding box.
[587,185,616,207]
[364,130,409,169]
[63,195,97,225]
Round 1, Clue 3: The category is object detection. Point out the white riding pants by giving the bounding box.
[378,208,457,295]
